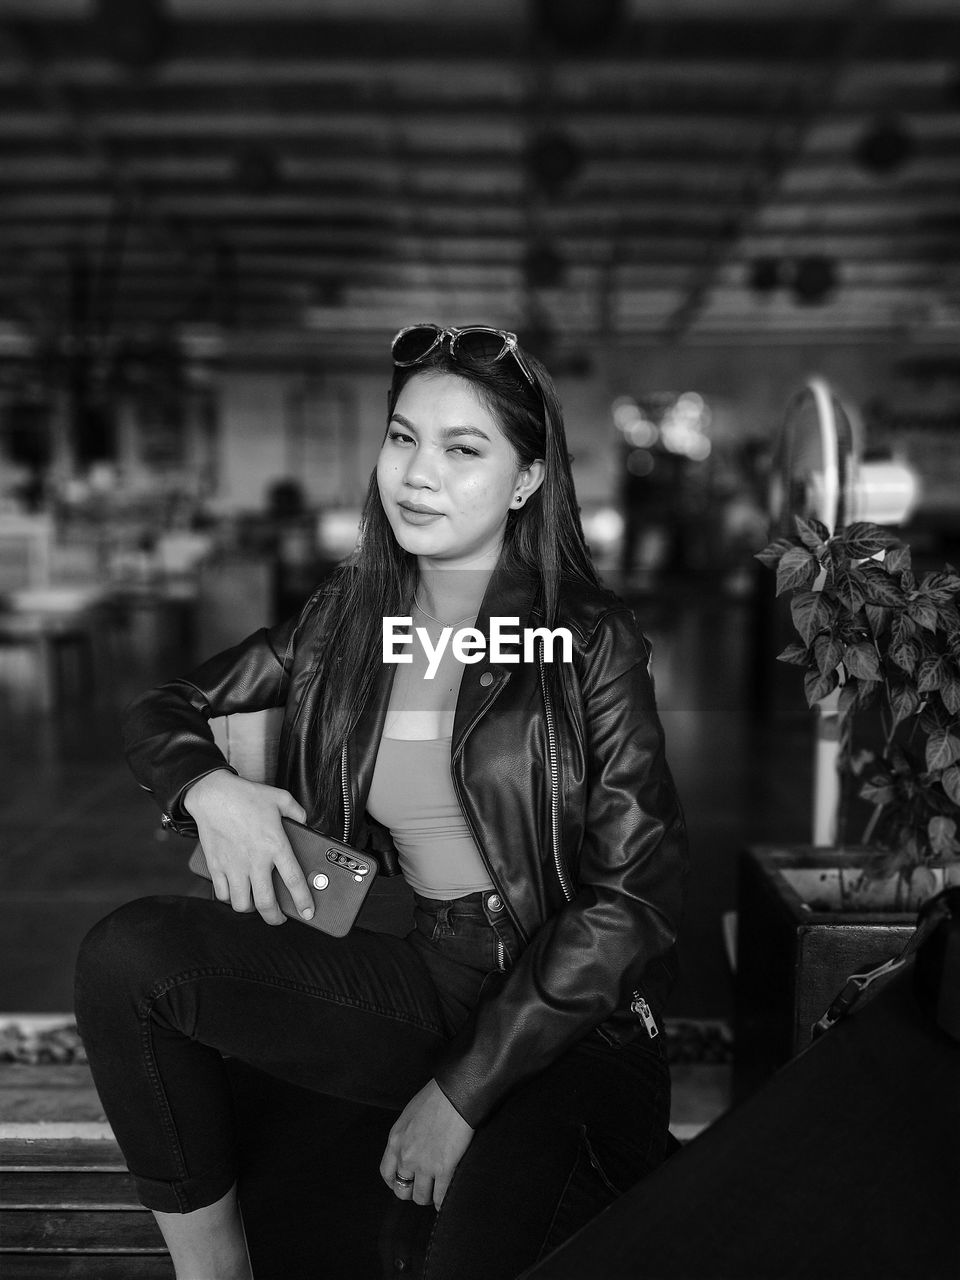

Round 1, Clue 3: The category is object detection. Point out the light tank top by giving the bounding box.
[366,736,493,899]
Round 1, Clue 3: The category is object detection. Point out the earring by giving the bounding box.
[515,494,524,506]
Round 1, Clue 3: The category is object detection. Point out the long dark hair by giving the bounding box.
[307,335,600,828]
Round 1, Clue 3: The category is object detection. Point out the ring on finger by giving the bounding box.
[394,1172,415,1188]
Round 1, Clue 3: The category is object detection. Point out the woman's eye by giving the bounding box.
[451,445,480,457]
[387,429,413,444]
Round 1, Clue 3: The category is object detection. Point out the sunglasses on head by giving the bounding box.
[391,324,536,389]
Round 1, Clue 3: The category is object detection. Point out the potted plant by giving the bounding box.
[734,516,960,1095]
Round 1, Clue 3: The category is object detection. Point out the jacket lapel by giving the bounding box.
[451,561,539,760]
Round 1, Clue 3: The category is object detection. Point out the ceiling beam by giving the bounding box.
[12,15,960,63]
[4,83,957,120]
[661,0,892,344]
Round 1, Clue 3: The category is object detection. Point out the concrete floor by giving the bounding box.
[0,581,812,1019]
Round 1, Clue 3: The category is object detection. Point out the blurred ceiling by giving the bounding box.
[1,0,959,368]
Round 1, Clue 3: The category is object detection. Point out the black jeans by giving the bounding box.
[75,891,670,1277]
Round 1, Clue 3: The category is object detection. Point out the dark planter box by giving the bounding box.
[733,844,915,1100]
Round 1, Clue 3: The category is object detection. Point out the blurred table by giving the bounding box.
[0,585,108,712]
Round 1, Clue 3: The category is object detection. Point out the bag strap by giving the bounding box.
[811,889,956,1039]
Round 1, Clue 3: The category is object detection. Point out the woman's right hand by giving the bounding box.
[182,770,314,926]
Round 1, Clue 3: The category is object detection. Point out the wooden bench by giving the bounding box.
[0,1135,173,1279]
[0,1085,433,1279]
[0,1046,431,1279]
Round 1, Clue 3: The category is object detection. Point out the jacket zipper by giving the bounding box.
[539,641,573,903]
[340,741,352,843]
[450,674,524,939]
[630,991,660,1039]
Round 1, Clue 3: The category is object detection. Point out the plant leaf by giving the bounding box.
[804,667,839,707]
[908,599,940,632]
[776,642,810,667]
[858,562,906,607]
[843,641,881,681]
[859,777,895,806]
[856,678,881,709]
[941,671,960,716]
[928,816,960,858]
[920,703,948,736]
[850,748,878,775]
[775,546,818,596]
[889,638,920,676]
[791,591,835,646]
[755,538,795,569]
[884,544,911,578]
[939,602,960,638]
[814,634,843,676]
[889,681,922,726]
[926,729,960,772]
[839,523,902,558]
[794,516,829,553]
[942,763,960,807]
[920,570,960,599]
[892,614,919,646]
[917,655,950,694]
[864,604,890,638]
[833,567,867,614]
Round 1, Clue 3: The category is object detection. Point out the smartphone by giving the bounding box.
[189,817,378,937]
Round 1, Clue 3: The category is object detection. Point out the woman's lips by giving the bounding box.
[398,503,443,525]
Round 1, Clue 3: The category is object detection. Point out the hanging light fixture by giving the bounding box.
[526,130,584,199]
[749,257,782,297]
[524,243,566,289]
[94,0,170,69]
[233,146,282,195]
[855,116,916,176]
[791,255,838,305]
[520,309,555,363]
[532,0,627,51]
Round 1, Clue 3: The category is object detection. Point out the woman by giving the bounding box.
[75,324,687,1280]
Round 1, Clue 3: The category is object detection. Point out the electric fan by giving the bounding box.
[769,377,918,845]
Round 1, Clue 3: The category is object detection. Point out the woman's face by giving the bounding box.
[377,371,543,570]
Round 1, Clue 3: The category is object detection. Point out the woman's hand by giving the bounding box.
[182,770,312,926]
[380,1079,475,1209]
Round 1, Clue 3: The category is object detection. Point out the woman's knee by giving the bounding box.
[75,895,195,1016]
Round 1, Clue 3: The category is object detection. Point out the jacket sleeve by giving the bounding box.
[433,608,688,1127]
[120,611,304,835]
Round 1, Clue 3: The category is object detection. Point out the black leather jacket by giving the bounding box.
[122,563,688,1127]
